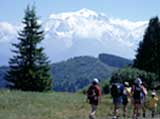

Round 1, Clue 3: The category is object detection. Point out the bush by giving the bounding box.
[110,67,159,90]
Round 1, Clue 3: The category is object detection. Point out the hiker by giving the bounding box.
[131,77,147,119]
[87,78,102,119]
[122,81,131,117]
[149,91,159,118]
[111,82,124,119]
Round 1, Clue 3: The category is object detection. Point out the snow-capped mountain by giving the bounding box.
[0,8,148,65]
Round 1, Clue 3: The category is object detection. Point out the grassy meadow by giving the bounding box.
[0,90,159,119]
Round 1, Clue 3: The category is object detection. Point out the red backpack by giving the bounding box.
[87,85,100,101]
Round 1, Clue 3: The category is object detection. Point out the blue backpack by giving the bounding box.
[111,83,123,98]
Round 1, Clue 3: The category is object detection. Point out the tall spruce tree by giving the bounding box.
[133,16,160,77]
[5,5,52,91]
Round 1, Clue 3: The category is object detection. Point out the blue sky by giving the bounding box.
[0,0,160,24]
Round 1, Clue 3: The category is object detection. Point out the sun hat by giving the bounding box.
[151,91,156,96]
[124,81,129,86]
[93,78,99,84]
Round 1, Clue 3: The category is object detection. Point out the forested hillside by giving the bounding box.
[99,53,132,68]
[51,56,117,92]
[0,54,132,92]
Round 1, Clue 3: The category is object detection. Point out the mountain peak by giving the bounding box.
[77,8,98,17]
[48,8,98,20]
[0,9,148,65]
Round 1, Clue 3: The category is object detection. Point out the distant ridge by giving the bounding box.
[0,53,132,92]
[98,53,132,68]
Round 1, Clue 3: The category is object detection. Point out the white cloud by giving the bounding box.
[0,8,148,65]
[0,22,17,43]
[0,22,16,34]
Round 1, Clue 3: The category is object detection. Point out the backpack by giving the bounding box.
[87,85,98,101]
[111,83,122,98]
[133,86,142,100]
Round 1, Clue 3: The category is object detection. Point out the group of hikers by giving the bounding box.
[86,78,159,119]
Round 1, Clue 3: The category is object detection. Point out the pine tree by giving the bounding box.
[133,16,160,77]
[5,5,52,91]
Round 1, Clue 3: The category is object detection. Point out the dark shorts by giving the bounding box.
[89,98,99,105]
[122,95,128,105]
[113,96,122,105]
[134,99,141,104]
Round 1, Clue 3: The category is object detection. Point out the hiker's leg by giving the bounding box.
[133,100,135,116]
[123,97,128,117]
[137,104,141,117]
[123,104,127,117]
[141,100,146,117]
[113,97,121,118]
[113,104,118,119]
[151,108,155,118]
[133,103,138,118]
[113,98,117,117]
[136,105,138,116]
[89,105,97,119]
[114,103,118,116]
[135,100,141,118]
[142,107,146,117]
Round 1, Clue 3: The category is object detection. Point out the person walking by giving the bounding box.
[87,78,102,119]
[111,82,124,119]
[122,81,131,117]
[131,78,147,119]
[149,91,159,118]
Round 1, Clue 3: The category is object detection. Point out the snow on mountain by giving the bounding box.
[0,8,148,65]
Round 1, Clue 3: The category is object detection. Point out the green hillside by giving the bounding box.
[51,56,117,92]
[0,54,132,92]
[0,90,160,119]
[98,53,132,68]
